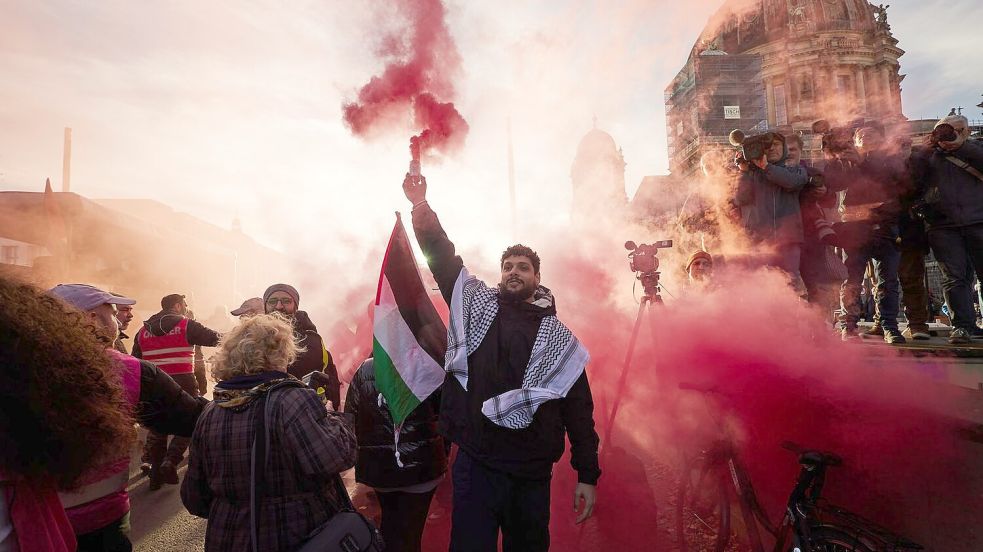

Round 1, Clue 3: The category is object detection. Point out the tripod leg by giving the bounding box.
[601,298,649,452]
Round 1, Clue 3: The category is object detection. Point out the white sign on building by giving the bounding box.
[723,105,741,119]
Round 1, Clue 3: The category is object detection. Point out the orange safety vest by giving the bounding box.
[136,318,195,375]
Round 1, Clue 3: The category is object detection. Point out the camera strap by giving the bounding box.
[944,155,983,183]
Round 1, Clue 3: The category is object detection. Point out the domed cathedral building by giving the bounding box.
[665,0,905,177]
[570,120,629,220]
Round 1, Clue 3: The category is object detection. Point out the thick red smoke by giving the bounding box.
[540,242,982,551]
[342,0,469,161]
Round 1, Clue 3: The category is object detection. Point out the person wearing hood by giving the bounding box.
[403,174,600,552]
[685,250,714,285]
[734,133,809,282]
[132,293,221,490]
[262,283,341,409]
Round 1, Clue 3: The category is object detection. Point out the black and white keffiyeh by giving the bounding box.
[445,268,590,429]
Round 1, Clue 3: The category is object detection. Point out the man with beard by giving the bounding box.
[262,283,341,409]
[403,174,600,552]
[132,293,221,489]
[113,294,135,354]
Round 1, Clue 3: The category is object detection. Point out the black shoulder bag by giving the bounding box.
[250,382,384,552]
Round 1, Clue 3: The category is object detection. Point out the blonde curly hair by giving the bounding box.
[211,313,302,381]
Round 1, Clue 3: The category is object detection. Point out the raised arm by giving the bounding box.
[404,174,465,305]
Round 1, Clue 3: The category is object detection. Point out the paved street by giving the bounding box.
[128,459,363,552]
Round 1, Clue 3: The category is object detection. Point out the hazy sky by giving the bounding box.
[1,0,981,262]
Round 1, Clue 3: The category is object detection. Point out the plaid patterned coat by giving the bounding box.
[181,386,356,552]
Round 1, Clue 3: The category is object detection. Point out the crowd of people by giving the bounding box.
[0,173,599,552]
[688,114,983,345]
[2,113,980,552]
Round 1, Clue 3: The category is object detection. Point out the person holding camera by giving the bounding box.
[786,133,845,318]
[910,115,983,344]
[403,173,600,552]
[825,125,908,343]
[733,132,809,282]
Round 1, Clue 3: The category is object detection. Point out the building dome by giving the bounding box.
[570,122,628,220]
[705,0,883,55]
[575,128,619,159]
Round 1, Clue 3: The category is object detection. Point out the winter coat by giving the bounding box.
[112,330,130,355]
[344,358,447,489]
[135,357,209,436]
[411,201,601,485]
[735,162,808,245]
[825,151,908,226]
[910,139,983,229]
[181,372,356,552]
[286,311,340,409]
[131,310,220,358]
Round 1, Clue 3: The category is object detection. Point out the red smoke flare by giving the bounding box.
[343,0,469,161]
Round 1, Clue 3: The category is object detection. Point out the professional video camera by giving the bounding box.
[625,240,673,274]
[728,129,780,164]
[812,118,866,155]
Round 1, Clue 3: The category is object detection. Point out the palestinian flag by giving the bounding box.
[373,214,447,430]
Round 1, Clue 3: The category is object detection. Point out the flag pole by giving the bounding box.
[507,117,517,241]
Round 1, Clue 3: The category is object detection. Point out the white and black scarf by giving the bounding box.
[446,268,590,429]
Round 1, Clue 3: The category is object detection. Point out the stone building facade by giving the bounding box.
[666,0,905,176]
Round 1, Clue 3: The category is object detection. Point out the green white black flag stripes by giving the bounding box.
[373,213,447,431]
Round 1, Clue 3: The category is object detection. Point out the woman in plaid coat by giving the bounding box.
[181,314,356,551]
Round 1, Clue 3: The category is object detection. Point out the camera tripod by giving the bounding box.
[601,269,664,452]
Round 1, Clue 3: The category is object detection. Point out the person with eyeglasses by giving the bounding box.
[262,284,341,410]
[132,293,221,490]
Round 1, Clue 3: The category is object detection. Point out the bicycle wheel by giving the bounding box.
[789,526,875,552]
[676,468,731,552]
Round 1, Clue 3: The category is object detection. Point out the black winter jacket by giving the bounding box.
[411,201,601,485]
[136,358,208,436]
[131,310,220,358]
[286,311,341,409]
[825,151,908,226]
[910,140,983,230]
[344,358,447,489]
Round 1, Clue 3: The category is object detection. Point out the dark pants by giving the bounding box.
[77,514,131,552]
[143,372,198,465]
[927,223,983,331]
[450,451,551,552]
[840,234,901,330]
[376,488,436,552]
[899,245,931,332]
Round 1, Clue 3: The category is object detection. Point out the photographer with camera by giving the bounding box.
[824,125,908,343]
[910,115,983,344]
[732,131,809,282]
[786,134,845,318]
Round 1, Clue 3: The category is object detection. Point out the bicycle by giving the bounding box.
[675,383,923,552]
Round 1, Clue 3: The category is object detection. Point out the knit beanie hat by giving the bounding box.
[263,284,300,308]
[686,250,713,271]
